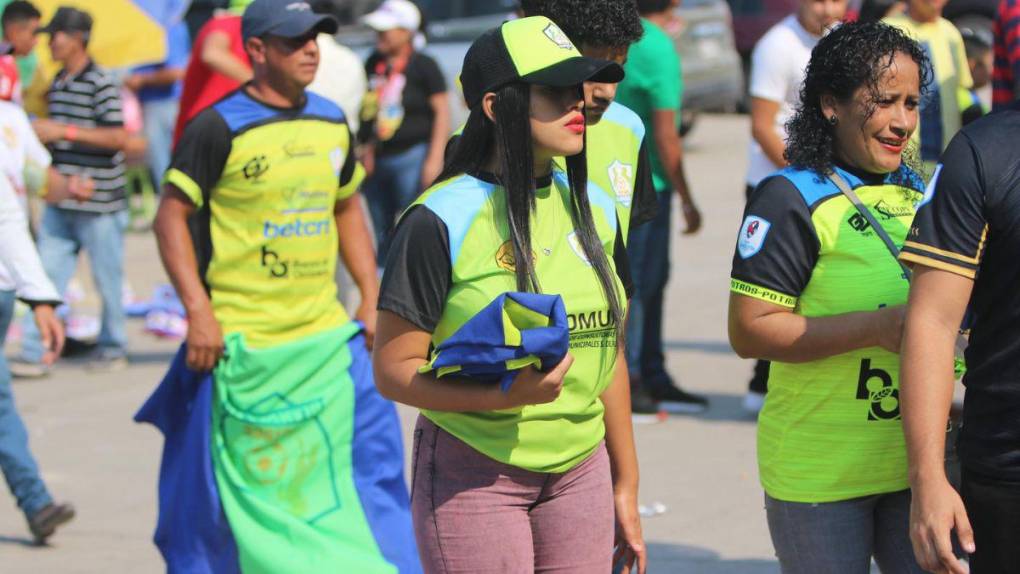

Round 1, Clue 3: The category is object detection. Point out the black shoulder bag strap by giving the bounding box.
[828,171,913,280]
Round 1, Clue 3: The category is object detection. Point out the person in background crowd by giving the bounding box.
[172,0,253,147]
[616,0,708,415]
[992,0,1020,109]
[741,0,847,414]
[124,20,190,192]
[308,0,366,133]
[11,6,129,378]
[373,16,646,572]
[729,21,929,572]
[958,23,993,124]
[899,88,1020,574]
[859,0,906,22]
[152,0,418,570]
[516,0,661,416]
[885,0,972,176]
[0,167,73,544]
[0,1,39,102]
[359,0,449,265]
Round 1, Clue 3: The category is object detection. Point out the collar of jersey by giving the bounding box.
[468,170,553,190]
[833,160,889,187]
[239,83,309,113]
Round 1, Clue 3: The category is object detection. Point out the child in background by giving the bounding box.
[886,0,972,176]
[958,22,993,125]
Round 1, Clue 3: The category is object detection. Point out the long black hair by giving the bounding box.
[785,21,931,177]
[437,82,625,339]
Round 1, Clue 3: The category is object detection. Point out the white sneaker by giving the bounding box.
[742,391,766,415]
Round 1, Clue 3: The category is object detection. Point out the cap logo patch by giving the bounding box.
[543,23,575,50]
[737,215,771,259]
[286,2,312,11]
[607,160,634,208]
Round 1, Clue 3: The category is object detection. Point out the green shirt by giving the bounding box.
[615,18,683,191]
[730,164,925,502]
[378,167,628,473]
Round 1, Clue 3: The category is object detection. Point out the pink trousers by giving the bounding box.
[410,415,615,573]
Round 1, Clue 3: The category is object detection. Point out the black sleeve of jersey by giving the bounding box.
[418,54,447,96]
[629,139,658,229]
[730,175,820,305]
[614,223,635,300]
[167,109,232,204]
[338,121,359,190]
[900,133,987,278]
[378,206,452,332]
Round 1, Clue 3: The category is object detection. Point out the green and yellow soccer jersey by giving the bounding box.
[378,168,629,473]
[554,101,657,240]
[730,164,925,503]
[166,89,365,348]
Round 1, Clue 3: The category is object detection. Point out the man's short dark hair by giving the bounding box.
[636,0,673,15]
[2,1,41,27]
[523,0,643,49]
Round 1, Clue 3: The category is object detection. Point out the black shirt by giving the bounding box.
[360,51,446,157]
[47,60,126,213]
[900,106,1020,480]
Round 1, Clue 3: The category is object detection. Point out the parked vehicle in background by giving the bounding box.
[726,0,798,58]
[332,0,742,136]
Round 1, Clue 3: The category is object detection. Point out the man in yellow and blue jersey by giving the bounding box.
[143,1,419,572]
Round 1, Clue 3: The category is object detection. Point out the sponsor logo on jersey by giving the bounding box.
[495,240,535,272]
[848,212,871,232]
[607,160,634,208]
[856,358,900,421]
[543,23,575,50]
[567,231,591,265]
[243,155,270,182]
[737,215,771,259]
[873,199,914,220]
[263,217,331,239]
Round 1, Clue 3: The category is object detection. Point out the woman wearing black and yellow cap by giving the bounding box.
[373,16,647,574]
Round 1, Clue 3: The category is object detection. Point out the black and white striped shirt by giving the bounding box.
[47,60,126,213]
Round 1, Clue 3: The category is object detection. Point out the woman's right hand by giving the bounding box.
[505,354,574,407]
[873,305,907,354]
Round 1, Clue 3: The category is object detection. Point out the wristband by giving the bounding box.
[65,124,78,142]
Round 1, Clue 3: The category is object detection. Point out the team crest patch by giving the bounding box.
[607,160,634,208]
[737,215,771,259]
[543,23,575,50]
[567,231,591,265]
[329,147,344,178]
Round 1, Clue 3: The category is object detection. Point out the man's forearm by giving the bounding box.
[66,125,127,151]
[153,189,212,316]
[901,320,956,486]
[335,194,379,304]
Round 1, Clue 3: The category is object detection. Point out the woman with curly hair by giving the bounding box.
[727,21,932,572]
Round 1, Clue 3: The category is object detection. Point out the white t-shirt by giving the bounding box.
[308,34,367,134]
[0,170,59,302]
[746,14,819,186]
[0,99,51,195]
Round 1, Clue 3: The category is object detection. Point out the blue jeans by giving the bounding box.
[20,207,128,362]
[0,290,52,517]
[363,142,429,265]
[625,189,672,386]
[142,98,179,187]
[765,489,925,573]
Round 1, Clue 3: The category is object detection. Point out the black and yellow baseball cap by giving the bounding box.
[460,16,625,109]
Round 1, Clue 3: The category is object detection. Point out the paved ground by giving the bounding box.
[0,113,787,573]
